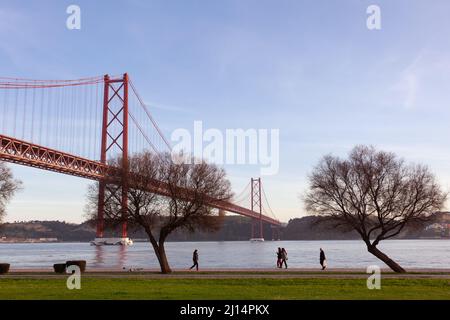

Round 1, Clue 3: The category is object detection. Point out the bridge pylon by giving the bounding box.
[97,73,129,239]
[250,177,263,240]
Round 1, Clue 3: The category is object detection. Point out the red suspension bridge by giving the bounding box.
[0,74,281,240]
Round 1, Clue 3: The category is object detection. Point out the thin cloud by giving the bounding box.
[391,54,422,109]
[387,51,450,111]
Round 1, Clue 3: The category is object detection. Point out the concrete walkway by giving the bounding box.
[2,268,450,279]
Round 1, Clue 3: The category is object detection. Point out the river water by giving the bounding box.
[0,240,448,269]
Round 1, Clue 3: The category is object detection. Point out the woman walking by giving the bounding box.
[190,249,199,271]
[281,248,288,269]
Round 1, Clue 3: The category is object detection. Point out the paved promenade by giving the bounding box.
[3,268,450,279]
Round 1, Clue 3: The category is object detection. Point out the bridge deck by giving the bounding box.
[0,134,281,226]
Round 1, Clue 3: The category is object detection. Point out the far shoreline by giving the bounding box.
[1,238,450,244]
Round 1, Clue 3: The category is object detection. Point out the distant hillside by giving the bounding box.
[283,212,450,240]
[1,212,449,242]
[282,216,359,240]
[0,220,95,242]
[0,217,270,242]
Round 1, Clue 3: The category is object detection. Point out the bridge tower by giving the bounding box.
[271,225,281,241]
[250,177,263,240]
[96,73,129,240]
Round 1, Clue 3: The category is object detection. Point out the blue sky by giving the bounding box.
[1,0,450,223]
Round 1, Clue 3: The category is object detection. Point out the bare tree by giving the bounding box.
[304,145,447,272]
[0,162,22,223]
[86,152,233,273]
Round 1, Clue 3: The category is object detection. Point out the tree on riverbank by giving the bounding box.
[304,145,447,273]
[0,162,22,223]
[86,152,232,273]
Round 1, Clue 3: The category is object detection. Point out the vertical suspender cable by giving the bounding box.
[2,87,8,134]
[39,86,44,146]
[88,83,93,159]
[58,85,63,150]
[22,84,28,139]
[83,84,87,157]
[13,87,18,137]
[31,80,36,141]
[95,81,99,160]
[47,85,52,148]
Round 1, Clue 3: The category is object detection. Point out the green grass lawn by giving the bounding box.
[0,277,449,300]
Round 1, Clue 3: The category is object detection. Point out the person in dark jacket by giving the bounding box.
[276,247,282,268]
[320,248,327,270]
[190,249,199,271]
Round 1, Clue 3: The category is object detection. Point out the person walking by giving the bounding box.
[276,248,282,268]
[320,248,327,270]
[281,248,288,269]
[190,249,199,271]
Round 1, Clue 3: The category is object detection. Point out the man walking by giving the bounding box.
[190,249,199,271]
[320,248,327,270]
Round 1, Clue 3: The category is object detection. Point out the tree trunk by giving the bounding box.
[367,244,406,273]
[156,241,172,274]
[145,229,172,274]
